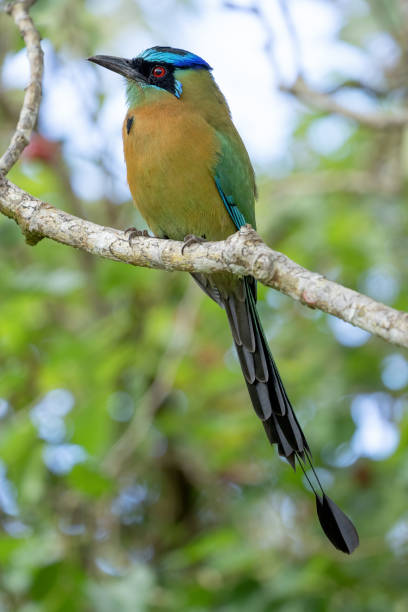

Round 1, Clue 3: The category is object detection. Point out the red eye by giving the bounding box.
[152,66,166,79]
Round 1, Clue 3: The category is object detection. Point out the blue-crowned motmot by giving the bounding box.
[88,47,359,553]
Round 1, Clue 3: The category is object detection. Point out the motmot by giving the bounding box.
[89,47,359,554]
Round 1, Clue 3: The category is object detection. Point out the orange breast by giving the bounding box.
[122,100,236,241]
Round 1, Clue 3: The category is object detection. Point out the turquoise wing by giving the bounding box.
[214,130,257,230]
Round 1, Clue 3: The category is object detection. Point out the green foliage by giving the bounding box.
[1,1,408,610]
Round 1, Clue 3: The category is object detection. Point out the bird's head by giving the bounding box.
[88,46,213,106]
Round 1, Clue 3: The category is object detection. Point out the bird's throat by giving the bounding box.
[126,79,175,108]
[126,80,146,107]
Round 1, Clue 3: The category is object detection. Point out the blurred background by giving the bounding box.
[1,0,408,610]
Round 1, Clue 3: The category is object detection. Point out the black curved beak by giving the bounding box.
[88,55,147,83]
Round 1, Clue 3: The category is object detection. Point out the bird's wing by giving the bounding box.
[213,130,257,230]
[191,128,257,306]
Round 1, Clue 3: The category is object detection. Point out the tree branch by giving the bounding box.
[1,0,408,351]
[1,175,408,349]
[224,2,408,130]
[268,170,401,199]
[280,77,408,129]
[0,0,43,175]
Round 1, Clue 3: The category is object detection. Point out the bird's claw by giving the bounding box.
[181,234,206,255]
[124,227,151,245]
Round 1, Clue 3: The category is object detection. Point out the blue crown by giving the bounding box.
[139,46,212,70]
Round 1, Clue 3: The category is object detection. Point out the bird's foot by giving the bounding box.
[124,227,152,245]
[181,234,206,255]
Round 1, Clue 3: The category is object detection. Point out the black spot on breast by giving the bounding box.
[126,116,134,135]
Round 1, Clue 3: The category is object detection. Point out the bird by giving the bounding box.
[88,46,359,554]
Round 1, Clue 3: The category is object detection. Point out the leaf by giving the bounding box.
[67,464,113,498]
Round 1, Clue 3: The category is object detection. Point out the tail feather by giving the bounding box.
[236,343,268,385]
[222,277,359,554]
[245,380,273,420]
[223,282,310,459]
[225,294,256,352]
[238,346,256,384]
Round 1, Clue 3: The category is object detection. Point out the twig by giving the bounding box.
[324,80,389,99]
[0,0,43,175]
[267,170,401,198]
[280,77,408,129]
[1,175,407,349]
[277,0,303,77]
[223,1,283,81]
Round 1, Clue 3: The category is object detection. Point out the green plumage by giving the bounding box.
[214,129,256,230]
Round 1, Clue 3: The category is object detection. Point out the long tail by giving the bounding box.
[223,277,359,554]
